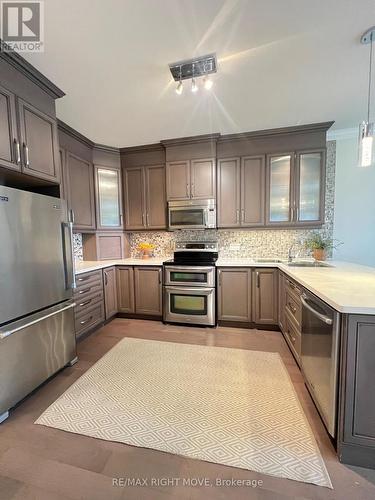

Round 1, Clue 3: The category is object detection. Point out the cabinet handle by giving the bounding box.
[191,183,194,197]
[158,268,162,284]
[218,269,222,286]
[77,276,90,282]
[14,139,21,164]
[186,184,189,197]
[80,316,93,326]
[78,287,91,295]
[288,302,297,314]
[142,213,146,227]
[23,143,30,167]
[79,299,92,307]
[146,213,150,226]
[241,209,245,223]
[256,271,260,288]
[104,271,108,286]
[236,209,240,224]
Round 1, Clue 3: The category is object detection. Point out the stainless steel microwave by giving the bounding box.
[168,199,216,230]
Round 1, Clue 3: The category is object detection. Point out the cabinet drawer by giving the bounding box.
[75,303,104,336]
[74,292,104,319]
[285,312,301,363]
[285,277,302,300]
[74,282,103,301]
[285,289,302,328]
[75,270,103,290]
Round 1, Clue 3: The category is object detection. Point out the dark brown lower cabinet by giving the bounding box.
[217,268,252,322]
[339,315,375,468]
[134,267,162,316]
[278,271,286,332]
[103,267,117,319]
[252,268,278,325]
[116,266,135,313]
[73,269,105,337]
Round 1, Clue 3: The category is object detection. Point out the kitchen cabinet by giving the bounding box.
[0,88,60,182]
[65,151,96,231]
[253,268,278,325]
[95,165,123,230]
[278,272,286,333]
[0,84,19,172]
[82,232,128,260]
[124,165,166,230]
[217,268,252,322]
[17,98,60,182]
[134,267,162,316]
[103,266,117,319]
[339,315,375,468]
[217,155,265,228]
[266,149,325,226]
[166,158,216,201]
[73,270,105,337]
[116,266,135,313]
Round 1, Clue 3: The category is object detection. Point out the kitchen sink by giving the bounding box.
[287,261,333,268]
[254,258,283,263]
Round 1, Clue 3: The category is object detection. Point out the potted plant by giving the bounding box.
[137,242,155,259]
[304,233,342,261]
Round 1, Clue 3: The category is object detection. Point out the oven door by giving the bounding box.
[164,266,215,287]
[163,286,215,326]
[168,206,207,230]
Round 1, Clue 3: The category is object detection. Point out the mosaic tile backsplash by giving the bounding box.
[74,141,336,261]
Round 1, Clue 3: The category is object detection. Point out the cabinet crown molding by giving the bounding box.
[120,143,164,154]
[57,119,95,148]
[161,133,221,147]
[0,40,65,99]
[219,122,334,143]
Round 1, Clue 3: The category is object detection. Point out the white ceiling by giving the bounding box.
[24,0,375,147]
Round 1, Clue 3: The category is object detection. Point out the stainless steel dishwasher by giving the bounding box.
[300,290,340,437]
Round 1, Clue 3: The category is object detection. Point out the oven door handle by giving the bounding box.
[301,294,333,325]
[165,286,214,295]
[165,266,214,273]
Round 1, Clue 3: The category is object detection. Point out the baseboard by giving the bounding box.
[218,320,280,331]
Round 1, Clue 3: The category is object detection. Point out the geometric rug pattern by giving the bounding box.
[36,338,332,488]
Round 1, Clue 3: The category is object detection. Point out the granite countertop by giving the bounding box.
[75,257,375,315]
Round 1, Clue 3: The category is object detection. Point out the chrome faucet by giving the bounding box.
[288,240,301,262]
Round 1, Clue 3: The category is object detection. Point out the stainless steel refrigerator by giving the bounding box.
[0,186,76,423]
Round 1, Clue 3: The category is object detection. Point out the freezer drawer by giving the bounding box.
[0,301,76,416]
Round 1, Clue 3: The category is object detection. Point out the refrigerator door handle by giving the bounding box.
[61,209,76,291]
[0,302,76,340]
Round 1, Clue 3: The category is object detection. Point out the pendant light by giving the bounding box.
[358,27,375,167]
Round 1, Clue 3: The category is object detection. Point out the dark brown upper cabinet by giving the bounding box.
[0,84,19,172]
[166,158,216,201]
[124,164,166,230]
[17,98,60,183]
[65,152,96,231]
[266,149,325,227]
[218,155,265,228]
[95,165,123,231]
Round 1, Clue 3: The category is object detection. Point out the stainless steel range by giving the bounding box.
[163,241,218,326]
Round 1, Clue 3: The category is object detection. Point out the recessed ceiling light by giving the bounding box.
[204,77,213,90]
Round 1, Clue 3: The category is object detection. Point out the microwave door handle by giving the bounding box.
[301,295,333,325]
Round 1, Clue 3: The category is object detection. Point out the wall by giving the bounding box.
[333,134,375,266]
[74,141,335,261]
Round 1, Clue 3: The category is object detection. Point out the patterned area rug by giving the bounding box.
[35,338,332,488]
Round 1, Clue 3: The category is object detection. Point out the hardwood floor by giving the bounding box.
[0,319,374,500]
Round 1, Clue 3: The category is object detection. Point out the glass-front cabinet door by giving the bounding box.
[95,166,123,229]
[296,150,325,224]
[267,154,293,224]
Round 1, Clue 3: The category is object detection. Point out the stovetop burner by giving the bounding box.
[164,241,218,266]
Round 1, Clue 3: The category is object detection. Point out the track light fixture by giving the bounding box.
[169,53,217,96]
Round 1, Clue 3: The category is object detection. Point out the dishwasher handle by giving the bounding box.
[301,294,333,325]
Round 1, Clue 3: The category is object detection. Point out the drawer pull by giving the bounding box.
[77,276,90,282]
[78,287,91,295]
[80,316,93,325]
[288,302,297,314]
[79,299,92,307]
